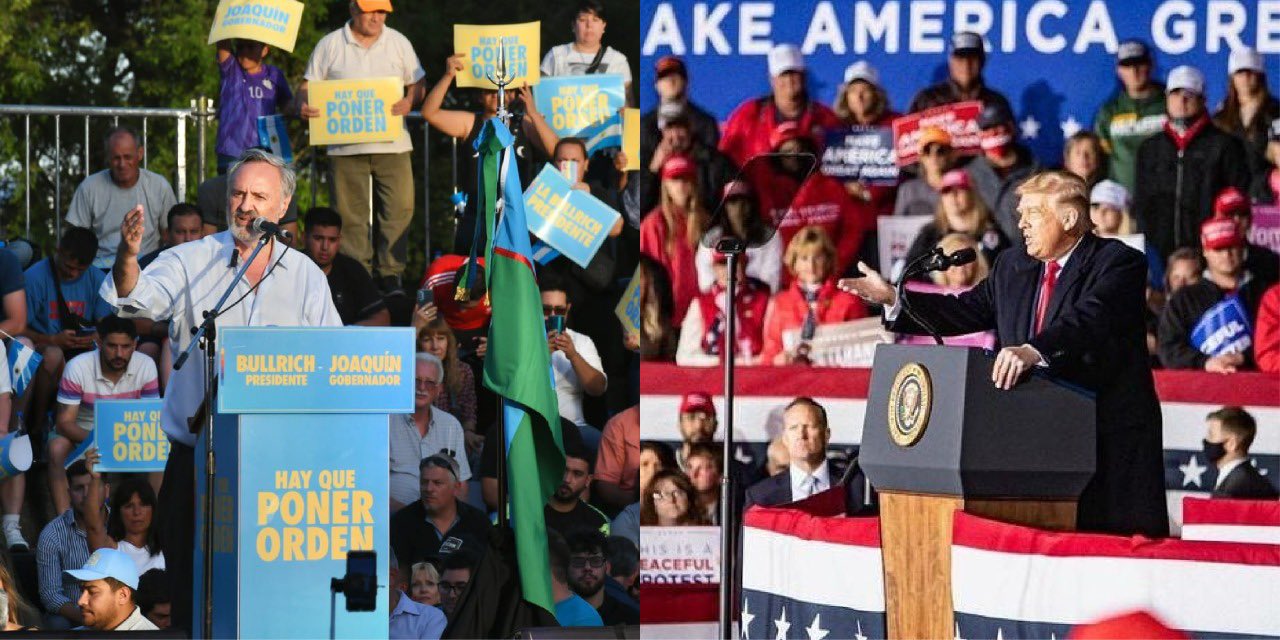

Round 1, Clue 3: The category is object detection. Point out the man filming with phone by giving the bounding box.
[540,272,607,453]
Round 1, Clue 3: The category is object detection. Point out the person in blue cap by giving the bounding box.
[64,547,158,631]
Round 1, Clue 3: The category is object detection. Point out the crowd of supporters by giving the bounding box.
[640,35,1280,374]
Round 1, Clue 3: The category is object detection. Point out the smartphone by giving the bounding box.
[546,315,566,334]
[416,288,434,307]
[343,550,378,612]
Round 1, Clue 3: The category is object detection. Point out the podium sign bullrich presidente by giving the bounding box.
[860,345,1096,640]
[194,327,413,638]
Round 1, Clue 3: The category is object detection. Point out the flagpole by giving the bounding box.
[487,36,515,532]
[718,239,745,640]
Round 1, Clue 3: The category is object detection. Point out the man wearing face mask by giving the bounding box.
[1133,65,1251,266]
[908,32,1013,116]
[965,102,1039,250]
[719,44,841,168]
[100,148,341,635]
[1202,406,1278,499]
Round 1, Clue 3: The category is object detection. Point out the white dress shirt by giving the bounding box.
[101,232,341,445]
[788,461,832,500]
[1215,458,1248,490]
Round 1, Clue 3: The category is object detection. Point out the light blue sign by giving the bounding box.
[535,74,625,153]
[92,399,168,473]
[523,165,622,269]
[1191,295,1253,357]
[218,327,414,414]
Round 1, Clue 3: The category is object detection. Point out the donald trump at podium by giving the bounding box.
[840,170,1168,537]
[101,148,341,634]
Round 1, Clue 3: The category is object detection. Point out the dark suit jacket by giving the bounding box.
[1213,462,1280,500]
[743,458,875,515]
[890,233,1169,537]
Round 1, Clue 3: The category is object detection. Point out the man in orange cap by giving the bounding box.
[1157,215,1272,371]
[894,126,957,217]
[296,0,427,298]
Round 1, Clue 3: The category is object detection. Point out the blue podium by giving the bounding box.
[193,327,414,638]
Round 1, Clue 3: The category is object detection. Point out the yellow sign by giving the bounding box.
[256,468,375,562]
[452,22,541,89]
[307,77,403,146]
[207,0,305,53]
[616,265,641,341]
[623,108,640,171]
[888,363,933,447]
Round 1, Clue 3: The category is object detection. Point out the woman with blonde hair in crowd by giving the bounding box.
[834,61,899,216]
[1089,179,1137,237]
[641,155,711,326]
[409,561,442,608]
[930,233,991,289]
[416,318,478,442]
[0,558,38,630]
[1063,131,1107,189]
[902,169,1008,282]
[760,226,867,365]
[639,469,708,526]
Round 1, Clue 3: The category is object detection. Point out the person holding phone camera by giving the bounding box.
[540,273,606,454]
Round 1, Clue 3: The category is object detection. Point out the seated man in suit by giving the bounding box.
[1205,406,1279,499]
[744,397,871,512]
[840,170,1168,537]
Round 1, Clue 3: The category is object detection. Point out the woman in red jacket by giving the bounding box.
[761,225,868,365]
[640,154,710,326]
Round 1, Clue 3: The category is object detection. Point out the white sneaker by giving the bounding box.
[3,522,28,552]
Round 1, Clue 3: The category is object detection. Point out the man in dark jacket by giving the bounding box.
[908,32,1013,115]
[1133,65,1251,264]
[641,114,736,214]
[841,170,1169,537]
[1213,186,1280,284]
[641,55,720,157]
[1204,406,1279,499]
[1158,217,1272,371]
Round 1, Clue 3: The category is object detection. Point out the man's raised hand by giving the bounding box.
[119,205,145,259]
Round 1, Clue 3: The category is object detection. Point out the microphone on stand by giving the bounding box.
[895,247,977,346]
[251,217,293,243]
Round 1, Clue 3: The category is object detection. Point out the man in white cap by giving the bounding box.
[1212,46,1279,177]
[1094,39,1167,191]
[718,43,841,167]
[1133,65,1250,265]
[65,548,158,631]
[908,31,1013,115]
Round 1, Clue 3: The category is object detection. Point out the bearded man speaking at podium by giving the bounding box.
[100,148,341,633]
[840,170,1167,537]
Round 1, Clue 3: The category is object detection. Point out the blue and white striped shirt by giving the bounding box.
[36,510,91,613]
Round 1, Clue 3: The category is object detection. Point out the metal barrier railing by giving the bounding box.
[0,100,434,262]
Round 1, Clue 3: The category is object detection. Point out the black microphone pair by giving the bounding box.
[922,247,978,273]
[251,217,294,242]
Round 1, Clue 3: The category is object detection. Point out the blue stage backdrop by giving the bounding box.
[640,0,1279,162]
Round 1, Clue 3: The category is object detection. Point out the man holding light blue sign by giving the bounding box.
[523,157,621,269]
[91,399,167,473]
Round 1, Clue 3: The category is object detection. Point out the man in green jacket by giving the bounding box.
[1094,40,1166,190]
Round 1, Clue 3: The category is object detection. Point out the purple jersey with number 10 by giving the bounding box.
[216,55,293,158]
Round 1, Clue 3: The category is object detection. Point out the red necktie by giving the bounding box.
[1033,261,1061,335]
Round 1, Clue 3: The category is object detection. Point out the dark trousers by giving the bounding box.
[157,440,195,636]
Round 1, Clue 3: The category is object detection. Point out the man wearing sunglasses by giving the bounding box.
[566,529,638,625]
[540,273,607,452]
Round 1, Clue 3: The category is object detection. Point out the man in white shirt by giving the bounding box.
[296,0,427,294]
[540,1,633,97]
[744,397,833,507]
[64,548,159,631]
[101,148,341,634]
[47,315,159,516]
[65,128,176,269]
[389,353,470,511]
[540,274,606,449]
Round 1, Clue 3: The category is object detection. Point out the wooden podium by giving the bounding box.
[860,345,1096,639]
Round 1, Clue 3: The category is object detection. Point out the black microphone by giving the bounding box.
[941,247,977,269]
[251,217,293,242]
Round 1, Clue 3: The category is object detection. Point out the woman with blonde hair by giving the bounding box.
[409,561,442,608]
[902,169,1009,281]
[931,233,991,289]
[416,318,479,450]
[0,558,38,629]
[641,154,712,325]
[1063,131,1107,189]
[761,226,867,365]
